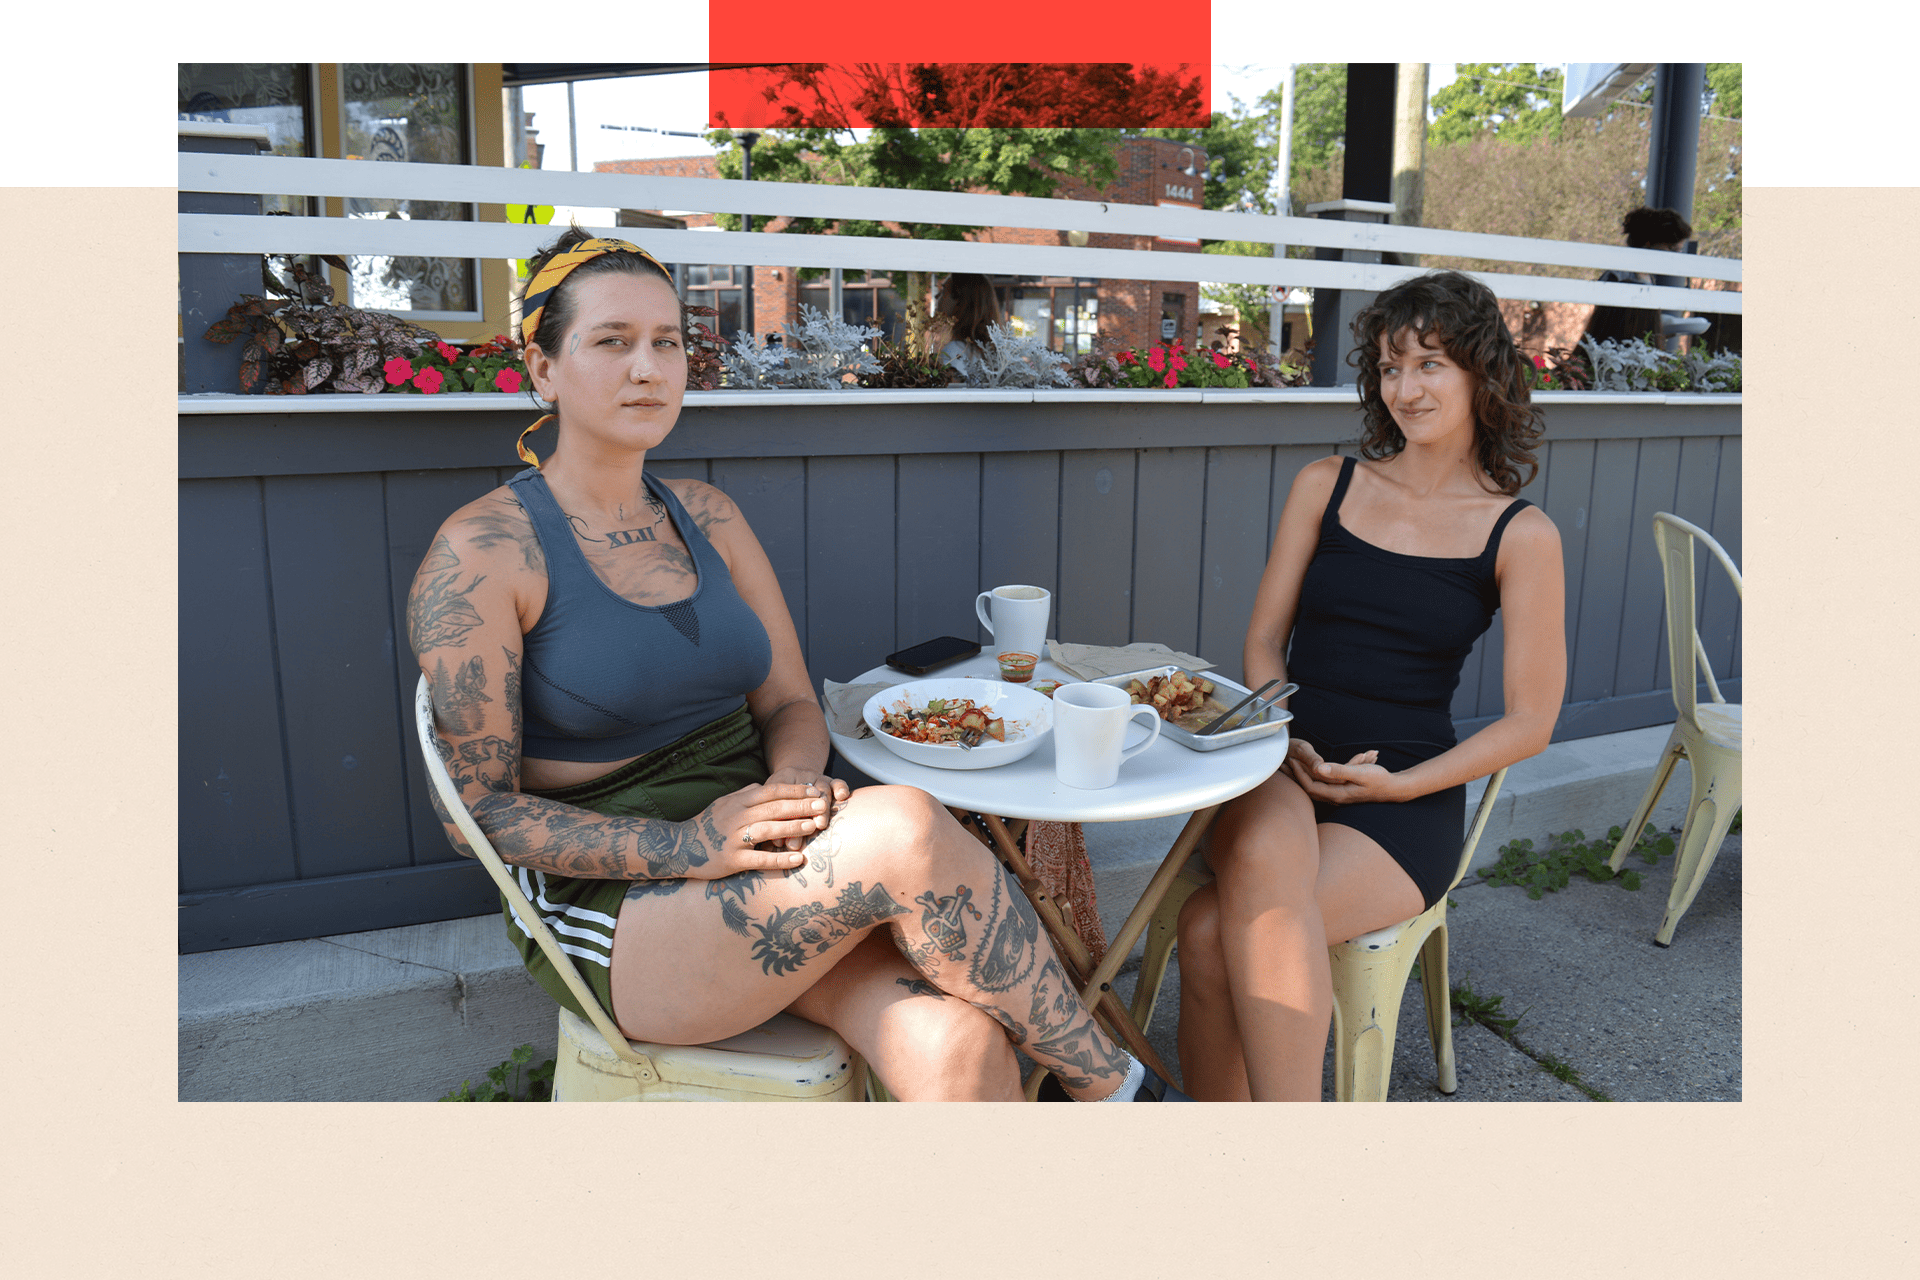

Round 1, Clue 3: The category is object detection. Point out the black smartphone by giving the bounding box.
[885,636,981,676]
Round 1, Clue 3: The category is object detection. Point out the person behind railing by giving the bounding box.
[925,272,1004,378]
[1578,205,1698,351]
[1174,270,1567,1101]
[409,227,1188,1101]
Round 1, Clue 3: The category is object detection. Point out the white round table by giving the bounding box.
[828,650,1287,1094]
[830,652,1287,821]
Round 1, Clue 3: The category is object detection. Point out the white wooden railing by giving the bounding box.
[178,152,1741,315]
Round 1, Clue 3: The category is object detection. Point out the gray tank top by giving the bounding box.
[508,467,773,762]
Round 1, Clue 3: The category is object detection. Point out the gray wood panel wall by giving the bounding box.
[178,395,1740,951]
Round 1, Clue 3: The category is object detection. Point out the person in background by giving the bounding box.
[925,273,1004,379]
[1578,206,1693,350]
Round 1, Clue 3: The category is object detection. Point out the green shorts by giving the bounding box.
[502,702,767,1026]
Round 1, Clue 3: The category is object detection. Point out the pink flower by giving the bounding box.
[1117,350,1135,365]
[1171,353,1187,371]
[412,367,445,394]
[383,356,414,385]
[435,341,460,363]
[1163,371,1178,388]
[493,367,523,393]
[1531,355,1545,369]
[1147,347,1166,372]
[1212,352,1230,369]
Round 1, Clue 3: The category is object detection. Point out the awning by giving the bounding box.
[500,63,788,87]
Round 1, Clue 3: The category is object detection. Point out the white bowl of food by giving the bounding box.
[861,678,1053,771]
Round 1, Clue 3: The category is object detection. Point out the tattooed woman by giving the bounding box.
[409,228,1187,1101]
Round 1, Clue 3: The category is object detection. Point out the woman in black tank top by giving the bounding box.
[409,229,1188,1101]
[1174,271,1568,1101]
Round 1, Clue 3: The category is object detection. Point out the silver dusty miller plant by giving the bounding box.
[1578,335,1741,394]
[957,321,1073,389]
[721,305,883,389]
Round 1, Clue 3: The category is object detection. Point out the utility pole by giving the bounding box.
[1390,63,1428,267]
[739,131,760,344]
[1269,64,1295,362]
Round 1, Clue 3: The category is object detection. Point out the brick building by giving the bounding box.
[594,135,1208,356]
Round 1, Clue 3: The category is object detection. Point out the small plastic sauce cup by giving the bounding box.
[997,650,1038,683]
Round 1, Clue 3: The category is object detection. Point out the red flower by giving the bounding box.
[1531,355,1545,369]
[1147,347,1166,372]
[1118,350,1135,365]
[1163,371,1177,388]
[1171,353,1188,371]
[493,367,523,393]
[1212,351,1230,369]
[412,367,445,394]
[435,341,460,363]
[384,356,414,385]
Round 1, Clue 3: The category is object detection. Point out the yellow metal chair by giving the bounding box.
[1131,766,1509,1101]
[1608,512,1742,946]
[412,674,872,1102]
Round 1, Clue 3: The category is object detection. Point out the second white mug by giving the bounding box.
[974,584,1051,662]
[1053,682,1161,789]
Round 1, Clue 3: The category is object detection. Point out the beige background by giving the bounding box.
[4,29,1912,1277]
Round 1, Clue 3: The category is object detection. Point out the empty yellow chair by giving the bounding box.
[1608,512,1742,946]
[412,674,871,1102]
[1132,767,1508,1102]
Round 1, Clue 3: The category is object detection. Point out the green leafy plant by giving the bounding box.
[860,337,960,389]
[440,1043,555,1102]
[203,287,440,395]
[382,333,530,396]
[1069,327,1307,391]
[1478,824,1677,899]
[1449,974,1524,1036]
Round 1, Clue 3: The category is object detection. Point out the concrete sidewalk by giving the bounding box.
[179,723,1737,1101]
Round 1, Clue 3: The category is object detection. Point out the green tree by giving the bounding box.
[1428,63,1566,145]
[717,63,1205,131]
[1704,63,1741,120]
[707,122,1120,347]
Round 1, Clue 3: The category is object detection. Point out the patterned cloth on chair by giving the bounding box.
[1024,820,1108,966]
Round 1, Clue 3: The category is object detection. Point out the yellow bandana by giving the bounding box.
[518,237,669,349]
[516,237,671,468]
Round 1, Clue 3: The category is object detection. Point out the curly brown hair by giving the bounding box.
[1347,270,1544,497]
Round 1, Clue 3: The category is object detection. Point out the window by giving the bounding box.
[799,270,903,342]
[684,264,746,341]
[1008,278,1099,354]
[339,63,477,317]
[178,63,315,216]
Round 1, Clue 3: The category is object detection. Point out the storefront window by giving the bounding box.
[178,63,313,217]
[340,63,476,315]
[686,265,745,341]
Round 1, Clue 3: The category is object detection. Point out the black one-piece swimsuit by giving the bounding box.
[1286,456,1530,910]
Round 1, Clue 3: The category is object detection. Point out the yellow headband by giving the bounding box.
[519,236,671,348]
[516,237,671,468]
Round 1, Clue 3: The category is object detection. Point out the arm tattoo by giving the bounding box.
[465,500,546,573]
[407,559,487,655]
[431,655,493,735]
[467,791,714,881]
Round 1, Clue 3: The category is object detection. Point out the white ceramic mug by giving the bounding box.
[974,585,1051,663]
[1053,682,1161,789]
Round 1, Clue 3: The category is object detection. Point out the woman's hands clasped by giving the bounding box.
[683,772,851,879]
[1282,737,1402,806]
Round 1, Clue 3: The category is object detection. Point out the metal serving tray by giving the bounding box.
[1091,666,1291,753]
